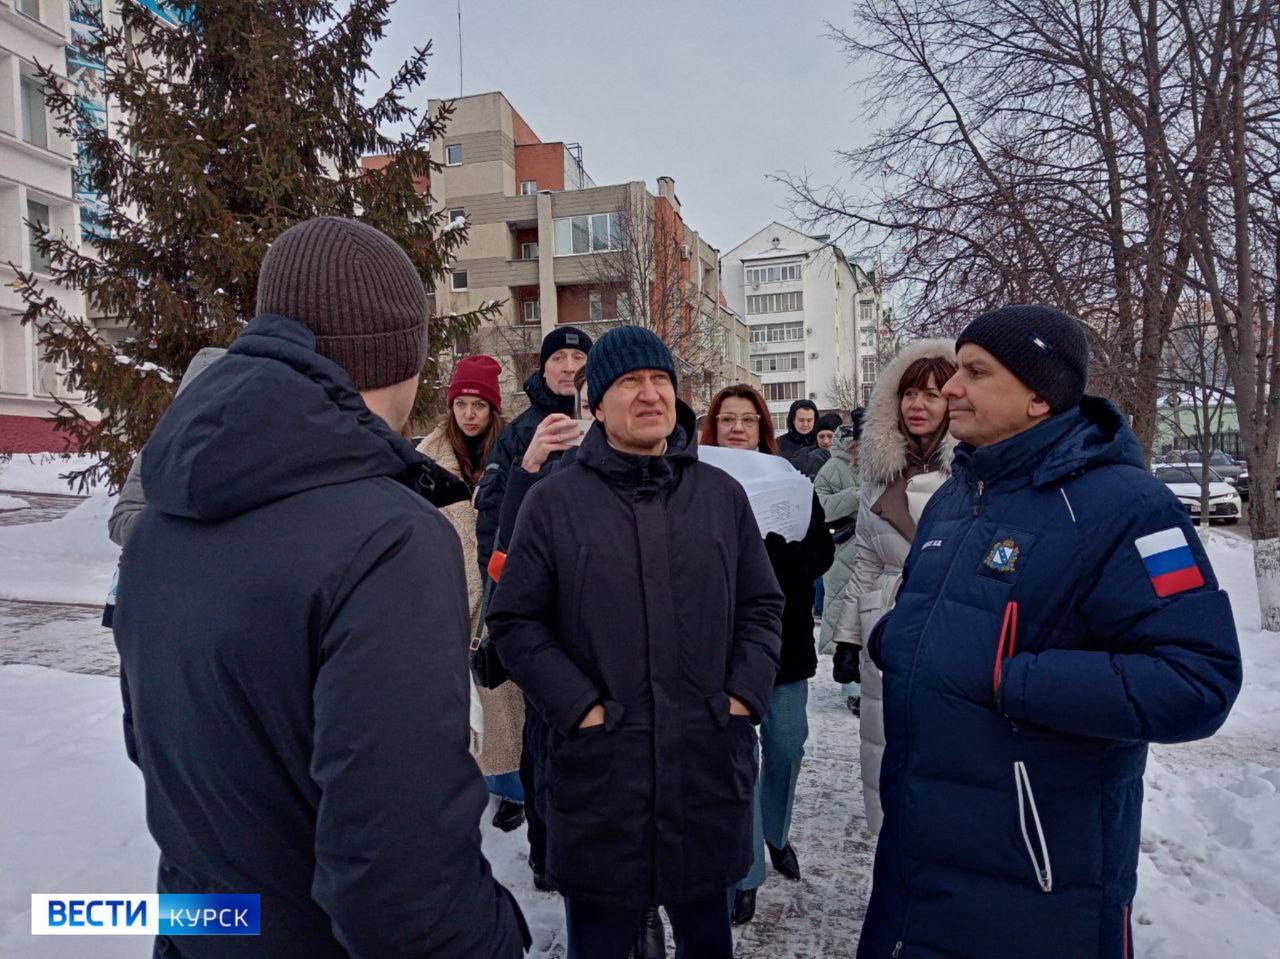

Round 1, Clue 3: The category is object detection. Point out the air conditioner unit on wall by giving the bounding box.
[809,352,819,359]
[681,244,692,259]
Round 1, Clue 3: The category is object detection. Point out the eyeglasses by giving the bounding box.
[716,413,761,428]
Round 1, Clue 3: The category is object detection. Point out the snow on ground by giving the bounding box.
[0,494,29,511]
[0,494,119,605]
[0,532,1276,957]
[0,454,101,496]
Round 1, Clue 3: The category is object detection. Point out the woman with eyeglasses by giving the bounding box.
[700,384,834,926]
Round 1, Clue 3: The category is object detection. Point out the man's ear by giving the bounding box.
[1028,393,1053,420]
[594,407,605,424]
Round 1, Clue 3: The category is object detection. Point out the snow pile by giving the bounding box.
[0,493,119,604]
[0,495,28,511]
[0,454,101,495]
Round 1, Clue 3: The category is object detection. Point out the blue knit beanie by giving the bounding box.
[586,325,677,411]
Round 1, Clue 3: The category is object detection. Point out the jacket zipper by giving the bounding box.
[972,479,985,516]
[1014,760,1053,892]
[891,943,902,957]
[992,600,1018,694]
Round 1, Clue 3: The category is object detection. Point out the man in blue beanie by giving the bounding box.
[488,325,785,958]
[857,304,1242,959]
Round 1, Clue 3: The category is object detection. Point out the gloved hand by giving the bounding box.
[832,643,861,684]
[409,457,472,509]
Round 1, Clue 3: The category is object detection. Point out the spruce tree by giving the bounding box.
[14,0,488,491]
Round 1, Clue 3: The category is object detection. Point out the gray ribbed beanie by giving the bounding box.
[955,304,1089,412]
[255,217,428,390]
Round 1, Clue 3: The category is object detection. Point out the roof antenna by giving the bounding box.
[457,0,463,97]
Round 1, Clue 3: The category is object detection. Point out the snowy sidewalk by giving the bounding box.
[1,533,1278,956]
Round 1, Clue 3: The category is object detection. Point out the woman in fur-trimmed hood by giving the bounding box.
[831,338,956,834]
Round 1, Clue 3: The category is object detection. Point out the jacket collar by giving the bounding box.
[952,397,1141,488]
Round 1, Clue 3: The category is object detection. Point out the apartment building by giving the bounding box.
[0,0,91,452]
[424,91,755,409]
[722,222,884,431]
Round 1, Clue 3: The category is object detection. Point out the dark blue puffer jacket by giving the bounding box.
[857,397,1242,959]
[117,315,525,959]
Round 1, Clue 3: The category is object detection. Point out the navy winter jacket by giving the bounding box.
[115,315,526,959]
[858,397,1241,959]
[486,404,785,909]
[474,371,574,576]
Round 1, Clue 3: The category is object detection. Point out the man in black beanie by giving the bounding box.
[473,322,591,889]
[856,304,1241,959]
[114,217,527,959]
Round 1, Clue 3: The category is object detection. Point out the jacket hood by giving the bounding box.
[953,395,1144,488]
[785,398,819,436]
[859,338,958,486]
[574,399,699,488]
[522,371,575,417]
[142,314,425,522]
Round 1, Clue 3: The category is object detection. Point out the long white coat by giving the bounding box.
[832,338,956,835]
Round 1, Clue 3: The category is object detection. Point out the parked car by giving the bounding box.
[1167,449,1244,485]
[1153,465,1241,524]
[1235,463,1280,501]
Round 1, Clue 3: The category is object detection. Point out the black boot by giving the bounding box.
[767,841,802,881]
[731,888,756,926]
[633,906,666,958]
[491,799,525,833]
[846,695,861,717]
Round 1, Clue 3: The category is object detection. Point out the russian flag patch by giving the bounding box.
[1135,528,1206,597]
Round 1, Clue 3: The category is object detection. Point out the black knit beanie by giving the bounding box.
[256,217,428,390]
[815,413,843,434]
[540,326,593,371]
[955,305,1088,412]
[586,325,677,412]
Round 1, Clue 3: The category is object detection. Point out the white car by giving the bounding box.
[1154,466,1241,524]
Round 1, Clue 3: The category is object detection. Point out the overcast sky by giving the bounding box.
[377,0,871,257]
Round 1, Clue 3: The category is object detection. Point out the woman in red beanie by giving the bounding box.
[418,356,527,832]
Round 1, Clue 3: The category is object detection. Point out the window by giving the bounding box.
[862,356,878,383]
[523,300,541,323]
[861,383,874,405]
[20,73,48,150]
[771,412,788,433]
[617,291,631,322]
[553,213,624,255]
[447,208,465,225]
[588,291,603,323]
[752,351,805,373]
[746,291,803,315]
[745,262,801,285]
[18,0,41,20]
[766,381,805,402]
[450,270,468,291]
[27,200,51,274]
[521,242,539,260]
[445,143,463,166]
[519,180,538,195]
[749,322,804,344]
[859,301,876,322]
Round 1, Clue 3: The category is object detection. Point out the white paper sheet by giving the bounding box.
[697,444,813,541]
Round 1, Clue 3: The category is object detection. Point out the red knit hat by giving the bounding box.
[448,355,503,412]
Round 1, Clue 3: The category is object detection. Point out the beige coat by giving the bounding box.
[832,339,956,836]
[418,426,525,777]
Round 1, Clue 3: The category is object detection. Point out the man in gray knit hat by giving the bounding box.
[114,217,528,959]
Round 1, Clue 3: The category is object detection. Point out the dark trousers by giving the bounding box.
[564,891,733,959]
[519,697,548,872]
